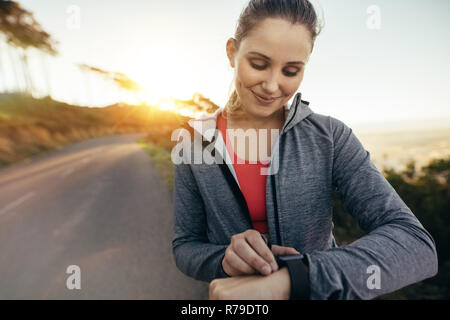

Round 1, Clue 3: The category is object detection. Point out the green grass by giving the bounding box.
[137,138,175,193]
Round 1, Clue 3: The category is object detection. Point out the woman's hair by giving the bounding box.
[224,0,323,119]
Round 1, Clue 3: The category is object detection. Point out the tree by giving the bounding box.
[78,64,141,104]
[0,1,58,95]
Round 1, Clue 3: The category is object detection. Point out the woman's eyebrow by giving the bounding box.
[248,51,305,65]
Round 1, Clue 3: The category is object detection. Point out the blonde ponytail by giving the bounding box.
[223,86,247,120]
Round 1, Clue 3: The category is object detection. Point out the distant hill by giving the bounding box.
[352,117,450,134]
[355,126,450,174]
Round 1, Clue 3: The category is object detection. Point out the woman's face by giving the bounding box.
[226,17,313,120]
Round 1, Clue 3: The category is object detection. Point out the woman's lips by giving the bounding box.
[252,91,279,104]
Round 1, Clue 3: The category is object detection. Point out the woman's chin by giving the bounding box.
[247,103,280,118]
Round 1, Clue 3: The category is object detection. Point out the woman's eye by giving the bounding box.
[250,62,266,70]
[284,70,298,77]
[250,61,299,77]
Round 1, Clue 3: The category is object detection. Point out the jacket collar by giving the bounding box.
[187,92,313,142]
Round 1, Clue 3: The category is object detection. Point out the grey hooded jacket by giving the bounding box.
[171,92,438,299]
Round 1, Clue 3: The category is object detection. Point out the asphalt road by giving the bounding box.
[0,133,209,299]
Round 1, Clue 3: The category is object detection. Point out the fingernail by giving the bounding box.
[271,261,278,272]
[262,265,271,275]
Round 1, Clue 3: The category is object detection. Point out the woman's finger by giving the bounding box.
[223,247,257,276]
[271,244,300,256]
[245,230,278,272]
[232,234,273,276]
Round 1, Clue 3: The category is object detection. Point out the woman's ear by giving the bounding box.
[226,38,237,68]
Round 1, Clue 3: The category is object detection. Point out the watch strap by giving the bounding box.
[276,255,310,300]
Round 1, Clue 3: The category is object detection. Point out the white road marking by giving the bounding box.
[0,191,36,216]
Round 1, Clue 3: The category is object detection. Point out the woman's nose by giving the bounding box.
[261,72,280,94]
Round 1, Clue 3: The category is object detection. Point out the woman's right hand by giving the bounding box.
[222,229,300,277]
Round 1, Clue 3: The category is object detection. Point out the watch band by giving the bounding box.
[276,254,310,300]
[259,234,310,300]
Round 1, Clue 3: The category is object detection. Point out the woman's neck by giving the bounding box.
[225,107,286,131]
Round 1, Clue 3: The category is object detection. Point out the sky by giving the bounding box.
[2,0,450,128]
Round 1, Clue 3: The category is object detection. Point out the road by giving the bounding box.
[0,133,209,299]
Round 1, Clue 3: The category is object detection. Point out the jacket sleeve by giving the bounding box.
[303,117,438,299]
[172,162,231,283]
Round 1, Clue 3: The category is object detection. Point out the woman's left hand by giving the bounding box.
[271,244,300,256]
[209,267,291,300]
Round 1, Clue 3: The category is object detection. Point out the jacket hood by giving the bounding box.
[187,92,314,142]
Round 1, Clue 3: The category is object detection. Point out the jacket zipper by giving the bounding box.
[204,99,302,245]
[216,144,283,246]
[271,174,282,245]
[203,138,254,228]
[218,162,254,229]
[270,99,301,246]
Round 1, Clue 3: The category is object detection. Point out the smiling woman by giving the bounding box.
[223,0,320,125]
[224,20,310,125]
[172,0,438,301]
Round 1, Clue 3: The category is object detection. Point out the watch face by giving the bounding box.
[275,254,304,267]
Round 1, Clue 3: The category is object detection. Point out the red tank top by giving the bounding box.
[217,113,269,234]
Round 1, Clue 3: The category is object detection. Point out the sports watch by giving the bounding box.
[276,254,310,300]
[261,234,310,300]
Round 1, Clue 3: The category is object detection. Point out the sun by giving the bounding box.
[157,98,177,111]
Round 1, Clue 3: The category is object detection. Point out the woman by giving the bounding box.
[172,0,438,300]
